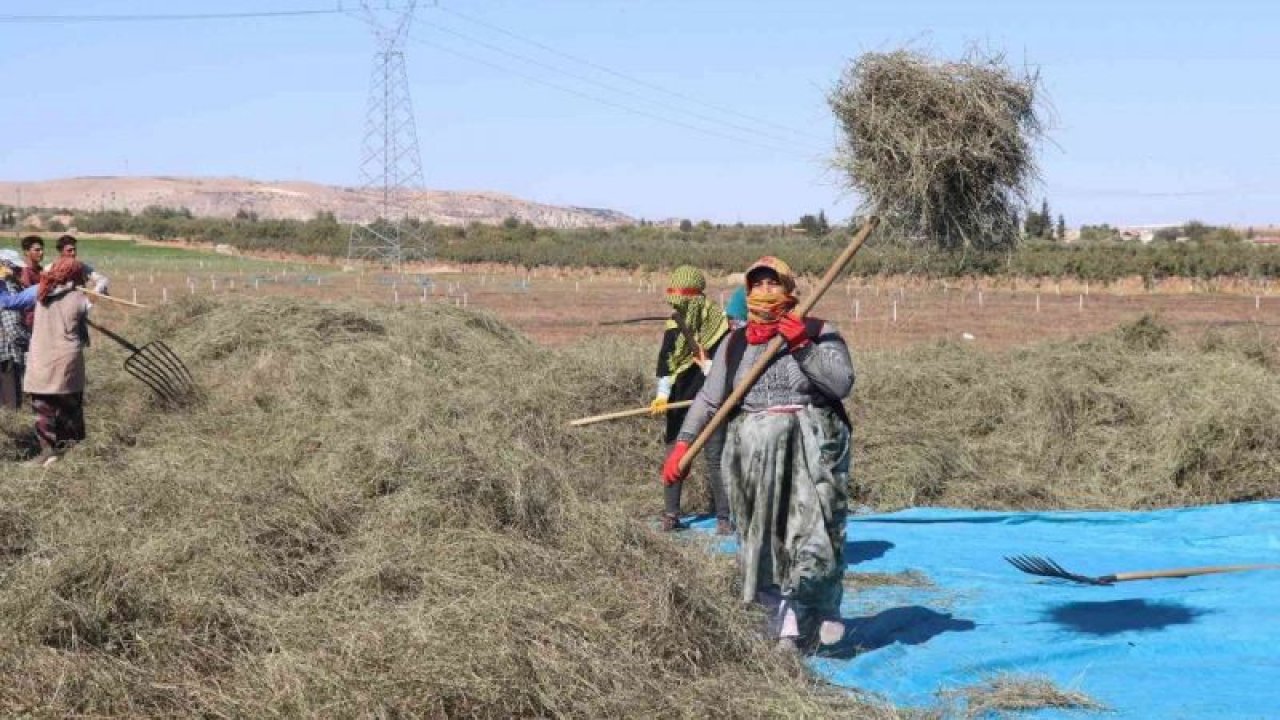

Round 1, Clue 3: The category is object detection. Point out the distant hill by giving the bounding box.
[0,176,634,229]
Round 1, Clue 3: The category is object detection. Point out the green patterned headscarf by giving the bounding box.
[664,266,729,377]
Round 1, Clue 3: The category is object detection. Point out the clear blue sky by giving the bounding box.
[2,0,1278,226]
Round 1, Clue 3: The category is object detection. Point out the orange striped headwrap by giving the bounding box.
[38,258,85,304]
[744,256,797,324]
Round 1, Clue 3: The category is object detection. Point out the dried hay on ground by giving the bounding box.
[0,298,1273,717]
[830,49,1044,250]
[0,297,897,718]
[947,674,1105,718]
[855,315,1280,509]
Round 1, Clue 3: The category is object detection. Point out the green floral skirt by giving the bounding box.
[723,405,849,625]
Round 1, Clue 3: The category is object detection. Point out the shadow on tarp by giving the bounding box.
[817,606,976,659]
[1047,599,1208,636]
[846,540,894,565]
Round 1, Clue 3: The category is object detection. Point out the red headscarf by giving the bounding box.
[38,258,85,303]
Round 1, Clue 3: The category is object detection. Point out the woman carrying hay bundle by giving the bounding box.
[651,265,732,534]
[22,258,91,467]
[663,257,853,653]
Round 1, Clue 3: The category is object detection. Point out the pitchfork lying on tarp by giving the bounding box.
[1005,555,1280,586]
[87,320,198,405]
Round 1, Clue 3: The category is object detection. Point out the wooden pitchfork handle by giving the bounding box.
[670,311,709,369]
[1006,554,1280,585]
[1105,564,1280,584]
[84,288,147,309]
[676,216,879,474]
[569,400,693,427]
[86,319,142,354]
[597,315,671,326]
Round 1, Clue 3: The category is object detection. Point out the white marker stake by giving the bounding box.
[1036,294,1041,312]
[132,288,138,304]
[1079,294,1084,312]
[162,288,168,303]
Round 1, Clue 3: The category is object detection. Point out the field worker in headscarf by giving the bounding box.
[663,256,854,653]
[0,250,36,408]
[23,258,92,467]
[650,265,732,533]
[724,285,748,330]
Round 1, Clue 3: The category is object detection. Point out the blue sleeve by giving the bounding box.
[0,285,37,311]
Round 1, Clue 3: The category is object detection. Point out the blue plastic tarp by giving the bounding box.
[689,501,1280,718]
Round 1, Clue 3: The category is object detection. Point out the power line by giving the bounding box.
[0,7,357,23]
[7,2,831,159]
[353,10,824,158]
[435,3,819,143]
[413,13,823,152]
[387,23,813,158]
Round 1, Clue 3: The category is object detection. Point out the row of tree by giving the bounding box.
[51,206,1280,282]
[1022,199,1066,241]
[791,204,1065,241]
[2,204,1270,281]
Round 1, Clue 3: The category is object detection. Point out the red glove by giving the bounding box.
[662,441,691,485]
[778,313,812,348]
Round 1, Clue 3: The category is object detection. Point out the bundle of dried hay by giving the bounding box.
[830,49,1044,250]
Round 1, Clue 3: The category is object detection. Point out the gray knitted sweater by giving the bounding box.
[676,320,854,443]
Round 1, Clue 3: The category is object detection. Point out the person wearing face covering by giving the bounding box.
[22,258,91,467]
[650,265,732,533]
[662,256,854,653]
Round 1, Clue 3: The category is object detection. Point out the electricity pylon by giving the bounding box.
[347,0,428,266]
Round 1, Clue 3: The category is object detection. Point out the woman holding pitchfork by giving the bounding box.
[22,258,92,467]
[650,265,732,534]
[663,256,854,654]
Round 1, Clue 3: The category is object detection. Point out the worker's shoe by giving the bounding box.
[818,619,845,646]
[660,512,686,532]
[715,518,735,536]
[23,451,58,468]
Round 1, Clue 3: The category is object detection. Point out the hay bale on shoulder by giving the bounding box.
[830,49,1045,250]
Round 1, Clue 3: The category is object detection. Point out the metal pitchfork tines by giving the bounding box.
[87,320,199,405]
[1005,554,1280,586]
[1006,555,1115,585]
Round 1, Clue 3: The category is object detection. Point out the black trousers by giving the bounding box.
[663,368,729,519]
[0,359,22,410]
